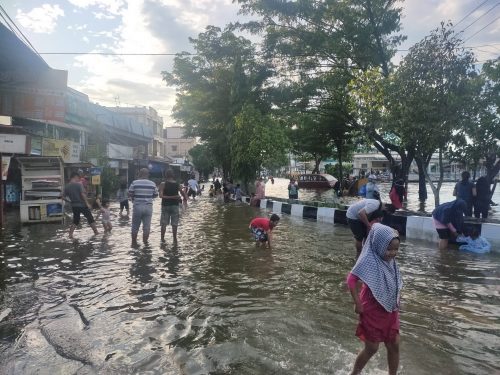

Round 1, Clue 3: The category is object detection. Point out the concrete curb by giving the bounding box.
[245,196,500,252]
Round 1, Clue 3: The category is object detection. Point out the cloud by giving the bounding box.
[67,0,125,16]
[16,4,64,34]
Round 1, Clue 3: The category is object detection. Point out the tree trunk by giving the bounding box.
[335,139,343,181]
[415,157,428,202]
[312,157,321,174]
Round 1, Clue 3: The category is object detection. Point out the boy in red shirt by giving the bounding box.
[249,214,280,248]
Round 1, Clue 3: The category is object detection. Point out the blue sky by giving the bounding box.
[2,0,499,123]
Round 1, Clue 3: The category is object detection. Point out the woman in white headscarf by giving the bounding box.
[346,223,402,375]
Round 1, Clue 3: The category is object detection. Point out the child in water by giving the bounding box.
[234,183,242,202]
[249,214,280,248]
[96,198,112,232]
[208,185,215,198]
[347,223,402,375]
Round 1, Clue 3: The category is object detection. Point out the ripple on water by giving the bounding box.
[0,198,499,374]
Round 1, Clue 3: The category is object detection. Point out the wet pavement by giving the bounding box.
[0,196,499,374]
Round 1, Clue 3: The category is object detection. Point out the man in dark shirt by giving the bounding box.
[64,172,98,238]
[159,169,182,243]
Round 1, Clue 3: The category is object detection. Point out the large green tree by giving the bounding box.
[162,26,275,179]
[236,0,406,180]
[387,23,476,205]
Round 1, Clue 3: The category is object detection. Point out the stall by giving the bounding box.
[17,156,64,223]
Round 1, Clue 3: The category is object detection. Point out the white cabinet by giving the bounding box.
[17,157,65,224]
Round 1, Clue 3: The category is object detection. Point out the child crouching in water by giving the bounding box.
[347,223,402,375]
[96,198,112,232]
[249,214,280,248]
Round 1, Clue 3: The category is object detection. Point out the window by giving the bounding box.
[361,163,368,169]
[171,145,178,152]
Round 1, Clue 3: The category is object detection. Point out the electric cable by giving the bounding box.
[458,2,500,34]
[463,15,500,43]
[453,0,492,28]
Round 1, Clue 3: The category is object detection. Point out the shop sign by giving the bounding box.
[180,164,191,172]
[107,143,134,160]
[42,138,80,163]
[90,167,102,185]
[2,156,11,180]
[0,134,28,153]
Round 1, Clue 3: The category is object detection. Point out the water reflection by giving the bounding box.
[0,199,498,374]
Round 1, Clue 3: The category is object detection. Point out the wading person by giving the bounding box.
[249,214,280,248]
[116,182,130,216]
[64,171,99,238]
[159,169,182,244]
[346,193,383,257]
[128,168,158,245]
[432,199,466,250]
[347,223,402,375]
[473,176,491,219]
[453,171,474,216]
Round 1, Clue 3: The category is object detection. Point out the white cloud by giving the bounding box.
[72,0,172,118]
[68,0,125,15]
[16,4,64,34]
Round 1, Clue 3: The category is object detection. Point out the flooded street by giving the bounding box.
[0,197,499,374]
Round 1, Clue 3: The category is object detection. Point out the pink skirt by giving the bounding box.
[356,285,400,343]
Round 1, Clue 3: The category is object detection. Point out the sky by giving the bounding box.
[1,0,499,124]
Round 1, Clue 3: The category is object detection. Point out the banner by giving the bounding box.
[42,138,80,163]
[107,143,134,160]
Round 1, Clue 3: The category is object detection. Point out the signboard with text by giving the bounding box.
[107,143,134,160]
[42,138,80,163]
[0,134,28,154]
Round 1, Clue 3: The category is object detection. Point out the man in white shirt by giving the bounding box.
[187,176,199,200]
[129,168,158,245]
[346,196,384,257]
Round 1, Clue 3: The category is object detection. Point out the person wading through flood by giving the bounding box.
[64,171,99,238]
[159,169,182,244]
[128,168,158,246]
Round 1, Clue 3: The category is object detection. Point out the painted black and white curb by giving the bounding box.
[245,197,500,252]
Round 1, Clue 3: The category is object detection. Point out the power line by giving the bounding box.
[453,0,492,28]
[463,15,500,43]
[0,5,40,55]
[458,2,500,34]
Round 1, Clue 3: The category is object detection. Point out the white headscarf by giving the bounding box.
[351,223,402,312]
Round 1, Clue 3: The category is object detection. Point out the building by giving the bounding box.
[164,126,196,159]
[105,106,172,182]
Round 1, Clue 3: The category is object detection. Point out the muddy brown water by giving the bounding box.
[0,196,498,374]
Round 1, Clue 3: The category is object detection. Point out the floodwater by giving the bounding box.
[0,197,499,374]
[265,178,500,219]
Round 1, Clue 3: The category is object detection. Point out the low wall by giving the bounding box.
[245,196,500,252]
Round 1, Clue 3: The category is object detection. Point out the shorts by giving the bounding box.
[188,188,197,197]
[102,220,111,225]
[348,219,367,241]
[72,206,95,225]
[120,200,129,211]
[161,204,180,226]
[251,227,268,242]
[131,204,153,234]
[436,228,451,239]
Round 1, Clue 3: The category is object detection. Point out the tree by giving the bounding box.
[231,104,289,188]
[188,144,216,180]
[387,23,476,206]
[162,26,273,179]
[236,0,406,181]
